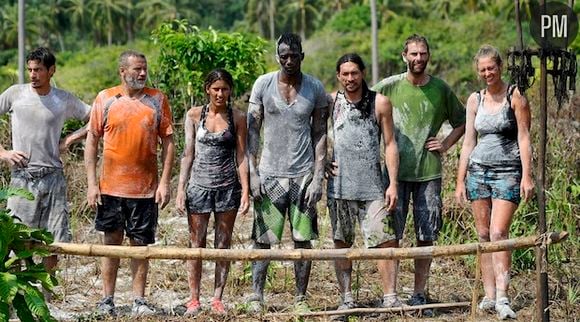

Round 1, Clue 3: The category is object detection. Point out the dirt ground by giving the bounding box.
[40,195,578,322]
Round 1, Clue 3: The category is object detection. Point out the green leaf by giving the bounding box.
[0,301,10,322]
[0,272,18,303]
[23,284,55,322]
[0,187,34,202]
[12,293,35,322]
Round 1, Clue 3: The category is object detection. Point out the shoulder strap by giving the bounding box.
[506,84,516,107]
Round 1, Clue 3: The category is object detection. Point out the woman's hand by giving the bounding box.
[454,182,468,204]
[176,190,187,215]
[520,175,534,203]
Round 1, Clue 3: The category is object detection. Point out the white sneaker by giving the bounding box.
[478,296,496,312]
[495,297,516,320]
[131,297,156,317]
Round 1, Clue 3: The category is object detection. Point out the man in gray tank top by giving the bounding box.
[247,33,328,312]
[0,47,90,278]
[327,53,400,310]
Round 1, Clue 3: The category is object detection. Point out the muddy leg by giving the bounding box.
[294,240,312,299]
[213,210,237,300]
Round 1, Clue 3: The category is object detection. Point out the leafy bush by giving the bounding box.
[0,187,57,322]
[151,20,268,118]
[326,4,371,33]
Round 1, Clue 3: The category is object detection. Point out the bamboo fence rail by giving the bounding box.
[43,231,567,261]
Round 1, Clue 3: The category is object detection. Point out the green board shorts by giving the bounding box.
[328,198,397,248]
[252,173,318,244]
[7,167,71,243]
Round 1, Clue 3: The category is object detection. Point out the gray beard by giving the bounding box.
[125,75,146,90]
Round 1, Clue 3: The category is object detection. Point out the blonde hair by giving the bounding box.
[473,45,502,70]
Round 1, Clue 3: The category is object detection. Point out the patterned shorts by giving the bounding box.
[466,162,522,204]
[7,168,71,243]
[252,173,318,244]
[328,198,396,248]
[394,179,442,242]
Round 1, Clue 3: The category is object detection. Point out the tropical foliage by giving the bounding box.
[151,20,268,117]
[0,187,57,322]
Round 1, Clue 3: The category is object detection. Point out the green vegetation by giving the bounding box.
[151,20,268,117]
[0,0,578,317]
[0,187,57,322]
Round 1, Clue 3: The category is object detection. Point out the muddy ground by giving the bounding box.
[41,195,578,322]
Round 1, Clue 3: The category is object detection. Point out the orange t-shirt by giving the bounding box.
[89,85,173,198]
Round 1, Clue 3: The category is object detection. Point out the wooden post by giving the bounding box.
[471,246,482,320]
[536,1,550,321]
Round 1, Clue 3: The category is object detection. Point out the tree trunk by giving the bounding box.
[370,0,379,84]
[300,0,306,40]
[269,0,275,40]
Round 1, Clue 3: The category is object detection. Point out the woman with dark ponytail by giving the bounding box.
[176,68,249,315]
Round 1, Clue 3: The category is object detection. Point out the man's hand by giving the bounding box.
[87,184,101,209]
[249,171,263,202]
[155,182,171,209]
[0,150,29,168]
[424,137,447,153]
[384,185,398,211]
[304,180,322,208]
[325,161,338,178]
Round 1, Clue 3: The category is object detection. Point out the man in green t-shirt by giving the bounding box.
[372,34,465,316]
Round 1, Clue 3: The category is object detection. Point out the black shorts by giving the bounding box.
[95,195,158,245]
[186,183,241,214]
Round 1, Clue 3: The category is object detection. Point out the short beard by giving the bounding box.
[124,75,146,90]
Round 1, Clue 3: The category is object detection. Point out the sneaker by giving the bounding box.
[131,297,156,317]
[478,296,496,312]
[495,297,516,320]
[381,294,403,308]
[211,298,226,315]
[337,300,356,311]
[184,299,201,316]
[408,293,434,317]
[96,296,116,317]
[245,294,264,313]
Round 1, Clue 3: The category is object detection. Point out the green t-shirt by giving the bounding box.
[372,73,465,182]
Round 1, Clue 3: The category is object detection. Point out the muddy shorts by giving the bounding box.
[394,179,442,242]
[328,198,396,248]
[95,195,158,245]
[466,162,522,204]
[252,173,318,244]
[7,167,71,242]
[186,183,241,214]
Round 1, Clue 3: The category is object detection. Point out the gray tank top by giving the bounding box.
[189,104,239,189]
[469,85,521,167]
[327,90,385,200]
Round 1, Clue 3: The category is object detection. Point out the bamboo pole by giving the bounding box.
[536,2,550,321]
[42,231,568,261]
[259,301,471,318]
[470,245,482,320]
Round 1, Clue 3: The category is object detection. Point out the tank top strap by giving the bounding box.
[475,90,484,111]
[506,84,516,107]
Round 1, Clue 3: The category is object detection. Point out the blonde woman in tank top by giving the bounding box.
[455,45,534,320]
